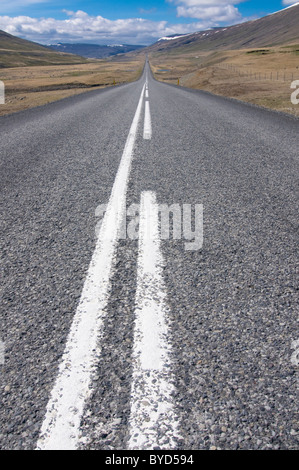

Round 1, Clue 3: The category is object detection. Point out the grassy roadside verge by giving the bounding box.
[149,46,299,117]
[0,56,145,117]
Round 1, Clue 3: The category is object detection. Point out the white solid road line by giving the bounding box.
[128,191,181,450]
[143,101,152,140]
[36,83,145,450]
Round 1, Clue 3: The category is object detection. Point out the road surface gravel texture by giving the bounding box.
[0,62,298,450]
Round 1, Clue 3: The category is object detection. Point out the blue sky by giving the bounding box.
[0,1,298,45]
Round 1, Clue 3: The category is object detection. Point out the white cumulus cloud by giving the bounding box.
[0,9,243,45]
[282,0,299,5]
[168,0,244,23]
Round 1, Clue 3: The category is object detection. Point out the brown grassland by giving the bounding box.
[0,57,145,116]
[149,44,299,117]
[1,45,298,117]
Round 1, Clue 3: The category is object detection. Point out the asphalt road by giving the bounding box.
[0,61,298,450]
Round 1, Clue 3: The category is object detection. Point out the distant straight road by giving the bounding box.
[0,61,298,450]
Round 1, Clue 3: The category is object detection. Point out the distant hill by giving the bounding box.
[144,3,299,54]
[0,30,87,68]
[48,43,145,59]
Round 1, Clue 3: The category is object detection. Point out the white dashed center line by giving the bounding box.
[143,100,152,140]
[128,191,181,450]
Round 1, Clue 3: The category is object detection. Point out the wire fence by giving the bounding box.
[213,63,298,82]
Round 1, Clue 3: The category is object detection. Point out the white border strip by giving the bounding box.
[128,191,180,450]
[36,83,145,450]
